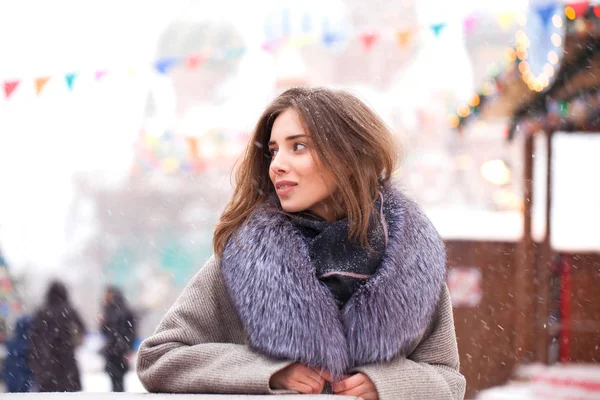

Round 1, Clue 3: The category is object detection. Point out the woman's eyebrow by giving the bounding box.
[268,134,309,146]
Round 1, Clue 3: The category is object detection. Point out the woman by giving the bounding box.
[100,286,136,392]
[29,281,86,392]
[137,87,466,399]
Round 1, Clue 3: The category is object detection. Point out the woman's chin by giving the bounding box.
[279,200,303,213]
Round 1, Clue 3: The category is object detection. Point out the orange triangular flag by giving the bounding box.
[186,136,199,159]
[396,29,414,48]
[360,33,379,51]
[35,77,50,95]
[4,80,20,99]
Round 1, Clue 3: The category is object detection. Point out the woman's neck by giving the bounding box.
[306,199,345,222]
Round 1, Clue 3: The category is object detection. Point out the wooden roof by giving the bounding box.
[456,14,600,136]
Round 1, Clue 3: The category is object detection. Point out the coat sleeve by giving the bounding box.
[136,257,293,394]
[353,285,466,400]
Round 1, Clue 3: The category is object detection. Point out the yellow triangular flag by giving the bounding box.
[35,77,50,95]
[497,12,516,31]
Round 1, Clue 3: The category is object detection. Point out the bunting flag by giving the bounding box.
[282,7,291,36]
[536,4,557,28]
[35,77,50,95]
[568,2,590,18]
[4,1,598,104]
[185,136,199,159]
[95,70,108,81]
[301,12,312,33]
[184,54,204,70]
[497,12,516,30]
[464,15,478,34]
[431,23,446,37]
[154,58,180,75]
[360,33,378,51]
[261,41,277,53]
[222,47,246,60]
[65,73,77,91]
[396,29,415,48]
[4,80,19,99]
[322,31,340,47]
[289,33,317,48]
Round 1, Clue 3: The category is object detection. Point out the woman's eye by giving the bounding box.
[294,143,307,151]
[269,149,278,158]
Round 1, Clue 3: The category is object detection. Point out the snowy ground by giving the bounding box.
[77,333,145,393]
[81,370,145,393]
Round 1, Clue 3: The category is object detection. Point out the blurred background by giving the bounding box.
[0,0,599,398]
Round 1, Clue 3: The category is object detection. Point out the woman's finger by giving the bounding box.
[297,374,324,393]
[338,385,376,399]
[289,380,317,394]
[307,369,326,385]
[332,373,365,392]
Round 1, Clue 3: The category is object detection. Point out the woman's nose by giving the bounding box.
[270,152,289,174]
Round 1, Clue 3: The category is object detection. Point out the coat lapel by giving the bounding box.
[220,187,446,376]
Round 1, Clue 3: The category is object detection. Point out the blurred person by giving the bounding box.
[29,281,86,392]
[99,286,136,392]
[136,87,465,400]
[2,315,35,392]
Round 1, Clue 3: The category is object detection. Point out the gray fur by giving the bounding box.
[220,187,446,378]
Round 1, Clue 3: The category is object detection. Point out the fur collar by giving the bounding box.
[220,186,446,378]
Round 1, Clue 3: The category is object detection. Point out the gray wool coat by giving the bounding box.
[137,188,466,399]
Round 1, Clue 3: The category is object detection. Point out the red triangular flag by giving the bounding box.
[360,33,378,51]
[569,2,590,17]
[35,77,50,95]
[4,80,20,99]
[185,54,205,70]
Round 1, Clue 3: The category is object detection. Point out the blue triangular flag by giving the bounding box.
[323,31,339,46]
[282,7,291,36]
[65,73,77,91]
[302,12,312,33]
[536,5,556,29]
[431,23,446,37]
[154,58,180,75]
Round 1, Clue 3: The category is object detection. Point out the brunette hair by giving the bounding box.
[213,87,398,255]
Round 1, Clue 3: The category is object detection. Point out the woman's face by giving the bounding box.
[268,108,338,221]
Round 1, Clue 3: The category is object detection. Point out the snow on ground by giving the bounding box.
[77,333,145,393]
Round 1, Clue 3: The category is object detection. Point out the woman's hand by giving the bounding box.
[269,363,326,394]
[331,372,379,400]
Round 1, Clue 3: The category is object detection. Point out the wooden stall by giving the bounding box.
[450,3,600,397]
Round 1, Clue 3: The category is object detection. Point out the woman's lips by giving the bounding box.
[275,181,297,196]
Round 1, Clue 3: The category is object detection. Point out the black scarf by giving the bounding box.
[290,197,387,308]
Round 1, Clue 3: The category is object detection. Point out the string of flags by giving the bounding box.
[1,47,246,100]
[0,7,527,101]
[4,1,597,101]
